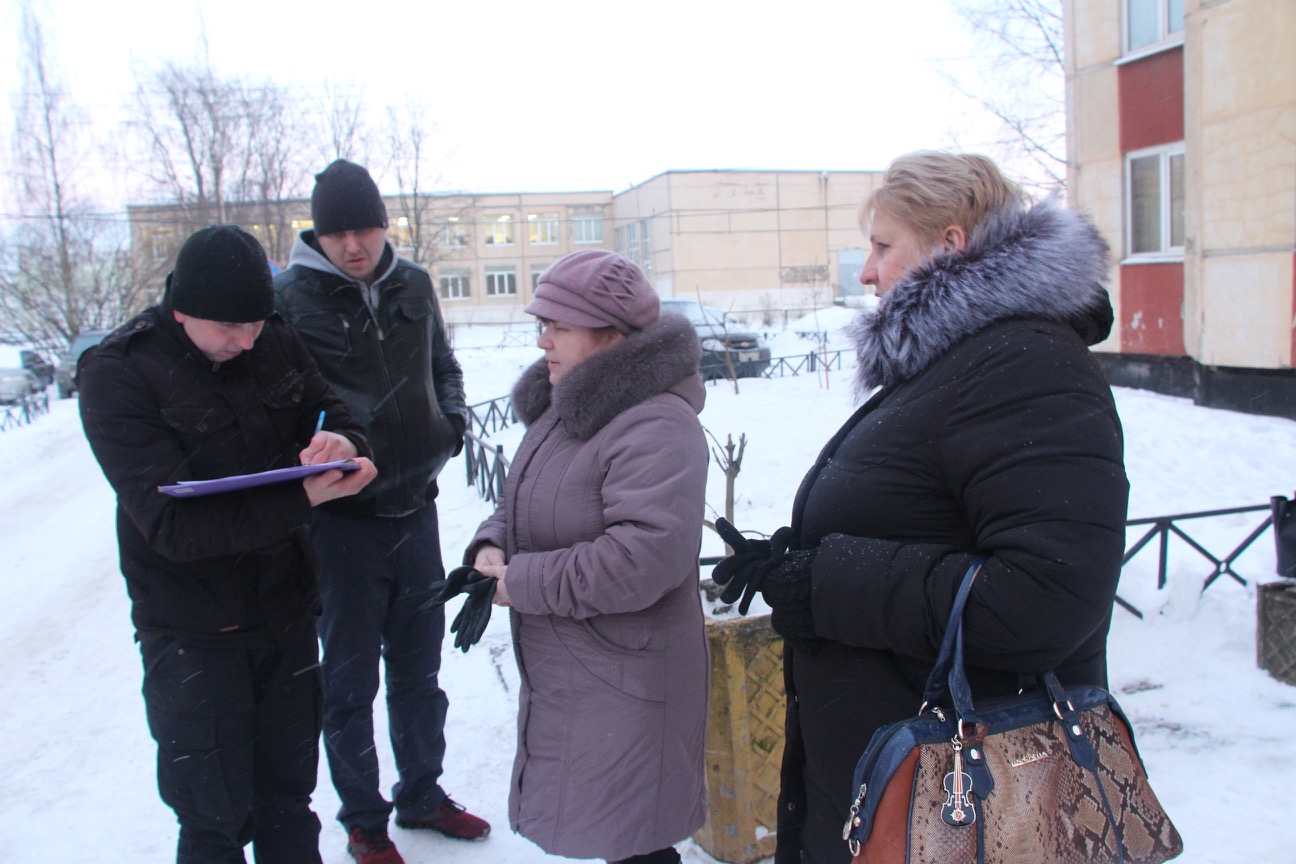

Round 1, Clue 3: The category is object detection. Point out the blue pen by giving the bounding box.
[313,411,326,435]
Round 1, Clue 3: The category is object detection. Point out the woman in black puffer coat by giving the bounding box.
[714,151,1130,864]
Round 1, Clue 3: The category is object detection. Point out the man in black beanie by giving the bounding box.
[78,224,378,864]
[275,162,484,864]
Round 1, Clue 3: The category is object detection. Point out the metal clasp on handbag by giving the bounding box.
[844,782,867,853]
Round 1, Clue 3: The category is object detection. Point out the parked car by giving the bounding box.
[660,299,772,380]
[0,345,54,391]
[56,328,113,399]
[0,367,38,404]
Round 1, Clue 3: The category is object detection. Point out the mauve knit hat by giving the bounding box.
[311,159,388,236]
[164,225,275,323]
[525,250,659,334]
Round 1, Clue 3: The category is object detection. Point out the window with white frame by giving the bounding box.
[438,269,471,301]
[1126,0,1184,53]
[484,214,514,246]
[573,212,604,244]
[527,212,560,245]
[1126,143,1185,257]
[486,266,518,297]
[438,218,468,248]
[531,264,548,292]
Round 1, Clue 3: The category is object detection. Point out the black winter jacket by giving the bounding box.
[78,307,370,644]
[775,202,1130,864]
[274,233,466,517]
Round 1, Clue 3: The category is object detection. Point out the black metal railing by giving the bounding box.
[0,391,50,432]
[463,429,509,505]
[1118,502,1275,617]
[698,501,1283,620]
[466,395,516,438]
[760,349,845,379]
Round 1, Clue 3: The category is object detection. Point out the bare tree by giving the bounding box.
[946,0,1066,194]
[129,40,306,268]
[235,84,309,267]
[315,80,371,166]
[385,100,450,268]
[2,1,147,350]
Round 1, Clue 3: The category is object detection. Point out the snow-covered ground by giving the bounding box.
[2,317,1292,863]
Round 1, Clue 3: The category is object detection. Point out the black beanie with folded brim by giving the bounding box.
[311,159,388,236]
[164,225,275,323]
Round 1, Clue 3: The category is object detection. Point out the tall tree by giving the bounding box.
[386,100,444,268]
[129,40,306,268]
[2,1,147,350]
[947,0,1066,193]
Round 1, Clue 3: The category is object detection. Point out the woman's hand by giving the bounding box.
[472,546,510,605]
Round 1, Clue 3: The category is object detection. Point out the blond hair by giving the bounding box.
[860,151,1025,245]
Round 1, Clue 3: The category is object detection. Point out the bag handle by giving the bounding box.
[918,556,987,711]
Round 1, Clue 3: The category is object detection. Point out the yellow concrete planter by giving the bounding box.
[693,613,785,864]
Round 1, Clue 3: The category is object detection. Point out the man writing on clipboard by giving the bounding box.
[79,224,377,864]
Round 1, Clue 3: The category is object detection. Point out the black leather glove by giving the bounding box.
[712,518,793,614]
[432,565,498,652]
[760,550,822,655]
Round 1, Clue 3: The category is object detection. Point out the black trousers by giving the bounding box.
[140,622,323,864]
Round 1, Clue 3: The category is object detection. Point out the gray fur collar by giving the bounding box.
[849,200,1112,392]
[512,312,703,439]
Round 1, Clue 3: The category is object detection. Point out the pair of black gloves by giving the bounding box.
[713,518,822,654]
[428,565,497,652]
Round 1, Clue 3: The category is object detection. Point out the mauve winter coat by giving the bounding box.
[468,313,710,861]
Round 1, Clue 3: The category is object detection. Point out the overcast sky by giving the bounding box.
[1,0,1005,205]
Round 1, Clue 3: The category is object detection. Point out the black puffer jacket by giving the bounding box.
[775,201,1130,864]
[275,232,467,517]
[78,307,370,644]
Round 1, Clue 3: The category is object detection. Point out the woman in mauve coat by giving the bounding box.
[466,249,710,864]
[713,151,1130,864]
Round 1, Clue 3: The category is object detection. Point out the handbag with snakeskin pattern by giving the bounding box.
[843,558,1183,864]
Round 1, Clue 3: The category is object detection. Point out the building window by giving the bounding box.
[438,218,468,248]
[625,222,640,265]
[1126,144,1185,257]
[484,214,514,246]
[439,269,471,301]
[639,219,652,271]
[527,212,560,245]
[1127,0,1184,52]
[486,266,518,297]
[573,212,604,244]
[390,217,414,252]
[531,263,548,292]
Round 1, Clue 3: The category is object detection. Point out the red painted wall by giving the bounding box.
[1117,47,1185,355]
[1120,262,1185,354]
[1119,47,1185,151]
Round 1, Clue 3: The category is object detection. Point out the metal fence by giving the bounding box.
[459,385,1286,619]
[0,391,50,432]
[760,349,845,379]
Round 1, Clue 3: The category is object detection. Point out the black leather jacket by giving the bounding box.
[275,233,466,517]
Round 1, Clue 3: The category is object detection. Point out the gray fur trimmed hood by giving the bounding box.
[848,199,1113,392]
[512,312,704,439]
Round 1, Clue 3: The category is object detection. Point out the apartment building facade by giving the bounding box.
[127,169,882,325]
[1066,0,1296,415]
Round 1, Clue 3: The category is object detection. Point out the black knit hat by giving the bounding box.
[311,159,388,236]
[164,225,275,323]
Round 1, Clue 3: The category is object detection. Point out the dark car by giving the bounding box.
[56,328,113,398]
[660,299,771,380]
[0,345,53,391]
